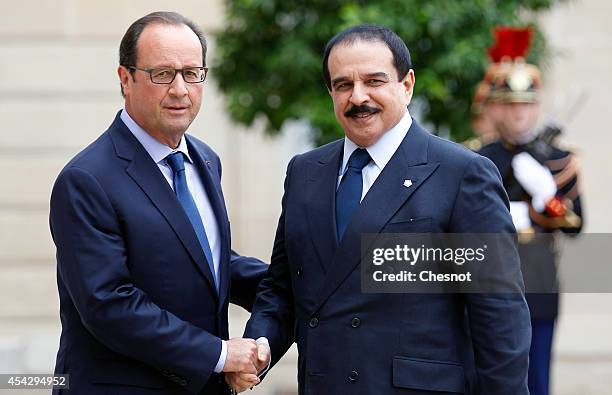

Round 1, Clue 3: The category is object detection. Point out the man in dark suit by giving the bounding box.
[49,12,267,394]
[226,25,531,394]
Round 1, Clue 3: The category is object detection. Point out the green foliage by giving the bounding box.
[213,0,560,145]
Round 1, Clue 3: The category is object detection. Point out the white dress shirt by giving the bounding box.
[338,109,413,199]
[120,109,227,373]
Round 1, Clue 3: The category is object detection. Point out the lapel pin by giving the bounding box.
[205,160,212,169]
[403,179,413,188]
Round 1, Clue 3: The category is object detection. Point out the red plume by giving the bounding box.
[488,27,533,62]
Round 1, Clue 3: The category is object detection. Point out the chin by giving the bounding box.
[163,122,190,135]
[346,129,380,147]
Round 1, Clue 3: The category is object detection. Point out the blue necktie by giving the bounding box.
[336,148,371,240]
[166,152,218,291]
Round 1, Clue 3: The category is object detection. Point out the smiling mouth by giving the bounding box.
[352,112,375,119]
[345,105,381,120]
[348,111,379,123]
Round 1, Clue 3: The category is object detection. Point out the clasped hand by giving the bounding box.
[223,338,271,393]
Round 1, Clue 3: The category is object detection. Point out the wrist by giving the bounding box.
[255,337,271,376]
[214,339,227,373]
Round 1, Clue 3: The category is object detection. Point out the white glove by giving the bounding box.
[509,201,531,231]
[511,152,556,212]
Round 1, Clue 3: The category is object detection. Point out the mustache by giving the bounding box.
[344,104,381,117]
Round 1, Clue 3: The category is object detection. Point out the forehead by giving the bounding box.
[136,23,203,66]
[499,102,538,110]
[327,40,395,79]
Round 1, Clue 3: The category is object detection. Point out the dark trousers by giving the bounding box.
[528,319,555,395]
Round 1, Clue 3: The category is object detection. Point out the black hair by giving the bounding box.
[322,24,412,90]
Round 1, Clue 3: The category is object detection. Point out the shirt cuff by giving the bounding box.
[256,337,271,377]
[213,339,227,373]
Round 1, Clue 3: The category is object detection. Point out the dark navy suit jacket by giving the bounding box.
[49,113,267,394]
[245,121,531,394]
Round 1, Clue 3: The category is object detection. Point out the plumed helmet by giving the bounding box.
[485,27,541,103]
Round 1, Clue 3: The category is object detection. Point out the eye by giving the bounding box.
[334,82,352,91]
[153,69,172,79]
[184,69,199,79]
[366,79,385,86]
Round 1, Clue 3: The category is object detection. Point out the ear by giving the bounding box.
[402,69,416,100]
[118,65,132,96]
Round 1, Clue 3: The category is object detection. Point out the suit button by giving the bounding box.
[297,267,303,277]
[349,370,359,382]
[180,379,187,386]
[309,317,319,328]
[351,317,361,328]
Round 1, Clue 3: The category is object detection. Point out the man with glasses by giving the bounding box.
[50,11,267,394]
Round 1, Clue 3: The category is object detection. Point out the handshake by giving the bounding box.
[223,337,271,393]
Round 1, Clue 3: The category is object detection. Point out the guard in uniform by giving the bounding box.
[477,27,583,395]
[464,79,498,151]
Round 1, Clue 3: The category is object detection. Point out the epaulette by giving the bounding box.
[548,135,579,153]
[462,134,498,151]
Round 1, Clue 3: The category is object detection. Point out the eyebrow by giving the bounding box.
[147,64,203,69]
[331,76,349,86]
[364,72,390,80]
[331,72,391,86]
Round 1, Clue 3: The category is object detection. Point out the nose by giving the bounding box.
[349,82,369,105]
[168,72,188,97]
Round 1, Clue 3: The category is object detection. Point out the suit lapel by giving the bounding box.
[186,136,231,312]
[109,116,218,297]
[305,141,343,273]
[313,122,439,313]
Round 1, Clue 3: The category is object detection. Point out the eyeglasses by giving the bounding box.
[127,66,208,84]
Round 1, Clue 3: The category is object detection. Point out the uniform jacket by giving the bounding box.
[479,139,583,319]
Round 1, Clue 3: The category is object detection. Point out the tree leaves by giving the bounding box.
[213,0,560,145]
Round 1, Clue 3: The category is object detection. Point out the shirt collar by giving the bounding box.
[340,109,412,175]
[120,108,192,165]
